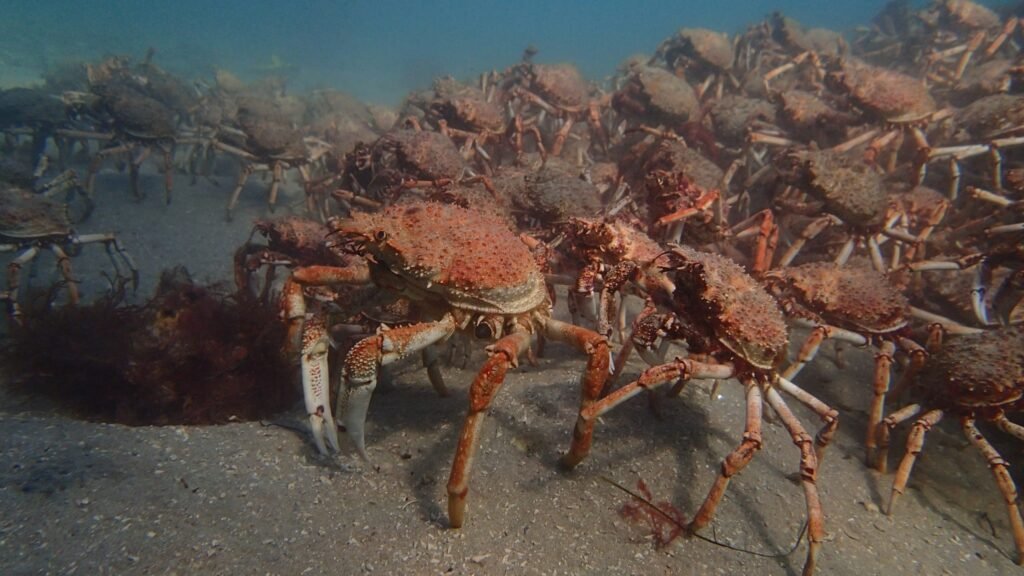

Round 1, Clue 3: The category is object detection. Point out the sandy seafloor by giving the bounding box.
[1,156,1022,576]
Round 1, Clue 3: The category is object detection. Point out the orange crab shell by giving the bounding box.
[924,325,1024,411]
[666,245,789,370]
[772,262,909,334]
[529,63,590,109]
[829,58,937,123]
[565,217,666,265]
[335,202,547,314]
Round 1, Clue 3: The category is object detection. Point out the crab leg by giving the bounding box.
[48,244,79,305]
[226,164,254,221]
[689,378,763,533]
[561,357,735,469]
[782,319,869,380]
[447,325,533,528]
[74,233,140,291]
[963,417,1024,565]
[778,215,840,268]
[343,315,458,461]
[775,375,840,464]
[873,403,922,473]
[551,116,575,157]
[267,161,284,212]
[5,246,39,323]
[888,408,943,498]
[448,317,606,524]
[909,306,985,335]
[301,308,340,455]
[761,385,823,576]
[129,145,152,200]
[283,265,373,356]
[86,143,134,201]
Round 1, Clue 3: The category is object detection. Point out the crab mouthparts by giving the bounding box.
[327,231,368,255]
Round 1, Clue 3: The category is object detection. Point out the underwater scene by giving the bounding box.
[1,0,1023,574]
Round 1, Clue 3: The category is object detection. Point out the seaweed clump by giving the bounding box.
[2,266,295,425]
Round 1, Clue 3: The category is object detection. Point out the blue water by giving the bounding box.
[0,0,1002,105]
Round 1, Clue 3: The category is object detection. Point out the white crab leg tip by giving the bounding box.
[343,385,375,462]
[309,414,329,456]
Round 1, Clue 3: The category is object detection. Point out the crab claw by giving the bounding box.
[301,312,340,455]
[341,383,375,461]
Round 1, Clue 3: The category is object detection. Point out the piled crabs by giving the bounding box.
[7,1,1024,574]
[222,4,1024,573]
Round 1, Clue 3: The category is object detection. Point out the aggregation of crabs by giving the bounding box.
[5,1,1024,573]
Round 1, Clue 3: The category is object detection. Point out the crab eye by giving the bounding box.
[374,230,388,242]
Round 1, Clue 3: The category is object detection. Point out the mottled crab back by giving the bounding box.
[0,185,72,240]
[666,244,789,370]
[773,262,909,334]
[922,326,1024,412]
[335,202,547,315]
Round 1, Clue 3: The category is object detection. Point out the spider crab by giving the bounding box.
[873,325,1024,564]
[771,148,946,272]
[284,200,611,528]
[763,261,931,463]
[0,172,138,323]
[402,76,510,171]
[562,244,837,576]
[503,60,609,157]
[216,101,333,220]
[650,28,735,101]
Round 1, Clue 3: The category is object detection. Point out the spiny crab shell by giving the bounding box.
[922,325,1024,411]
[664,28,734,72]
[0,184,72,239]
[932,0,1002,31]
[331,201,548,315]
[427,77,506,133]
[563,217,666,265]
[782,148,888,229]
[826,57,937,124]
[526,63,590,109]
[661,244,789,370]
[766,262,910,334]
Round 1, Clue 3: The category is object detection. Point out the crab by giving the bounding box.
[611,62,701,129]
[0,173,138,323]
[516,160,604,233]
[234,216,353,300]
[355,126,468,202]
[66,82,180,205]
[762,261,930,463]
[612,135,766,259]
[906,242,1024,331]
[283,200,611,528]
[919,0,1019,85]
[215,100,333,220]
[772,148,943,272]
[554,215,670,335]
[561,244,836,576]
[709,93,776,150]
[748,14,846,97]
[872,325,1024,565]
[504,60,609,157]
[402,77,509,171]
[923,94,1024,198]
[650,28,735,100]
[0,87,70,173]
[824,57,950,169]
[772,89,858,147]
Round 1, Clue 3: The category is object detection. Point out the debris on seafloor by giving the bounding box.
[1,266,295,425]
